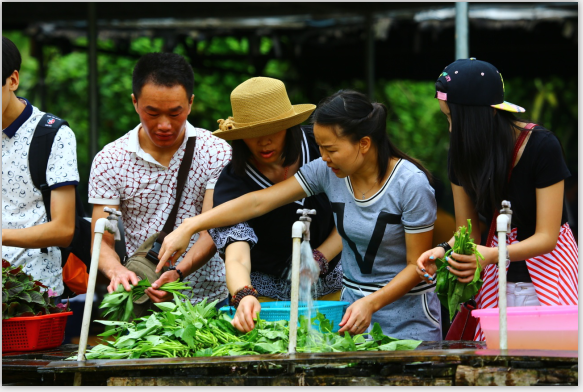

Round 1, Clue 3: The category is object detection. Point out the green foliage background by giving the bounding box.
[4,31,577,216]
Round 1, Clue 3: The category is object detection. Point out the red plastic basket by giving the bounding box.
[2,311,72,352]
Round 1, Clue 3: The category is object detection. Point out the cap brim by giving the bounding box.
[491,101,525,113]
[213,104,316,141]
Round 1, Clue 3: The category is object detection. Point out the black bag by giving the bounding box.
[29,113,92,297]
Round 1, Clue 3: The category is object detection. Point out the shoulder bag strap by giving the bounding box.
[485,123,537,247]
[29,113,69,253]
[156,135,197,244]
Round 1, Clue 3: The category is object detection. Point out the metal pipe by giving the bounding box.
[496,201,512,351]
[88,2,99,161]
[288,221,305,355]
[455,2,469,59]
[76,218,107,363]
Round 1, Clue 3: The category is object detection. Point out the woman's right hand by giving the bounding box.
[415,247,445,284]
[157,221,197,273]
[231,296,261,333]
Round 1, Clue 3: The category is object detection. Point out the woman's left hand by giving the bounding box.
[157,224,196,273]
[446,245,496,283]
[337,297,373,335]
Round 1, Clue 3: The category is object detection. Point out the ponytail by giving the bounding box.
[312,90,432,183]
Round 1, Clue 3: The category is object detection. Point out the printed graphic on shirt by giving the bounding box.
[295,158,436,290]
[2,103,80,295]
[332,202,401,274]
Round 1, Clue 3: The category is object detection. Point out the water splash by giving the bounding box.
[287,240,321,351]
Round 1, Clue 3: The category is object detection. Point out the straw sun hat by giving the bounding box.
[213,77,316,141]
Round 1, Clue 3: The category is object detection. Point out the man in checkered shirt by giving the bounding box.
[88,53,232,306]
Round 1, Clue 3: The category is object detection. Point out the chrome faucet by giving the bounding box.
[296,209,316,241]
[103,207,122,241]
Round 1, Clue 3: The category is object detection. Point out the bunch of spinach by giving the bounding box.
[99,278,191,322]
[434,219,484,321]
[75,293,421,360]
[2,259,69,319]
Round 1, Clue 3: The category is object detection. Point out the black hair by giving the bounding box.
[231,124,303,177]
[132,52,194,100]
[311,89,431,183]
[3,36,21,86]
[436,79,536,217]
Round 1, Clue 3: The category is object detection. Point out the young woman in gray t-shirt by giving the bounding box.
[158,90,441,341]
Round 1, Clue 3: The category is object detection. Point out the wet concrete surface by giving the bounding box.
[2,342,577,386]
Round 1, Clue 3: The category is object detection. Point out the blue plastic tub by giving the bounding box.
[219,301,350,332]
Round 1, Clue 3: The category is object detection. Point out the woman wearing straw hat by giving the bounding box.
[197,77,343,332]
[416,58,578,341]
[157,88,442,341]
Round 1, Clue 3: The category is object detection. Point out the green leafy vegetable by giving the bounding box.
[2,259,70,319]
[434,219,484,321]
[99,278,191,322]
[73,294,421,360]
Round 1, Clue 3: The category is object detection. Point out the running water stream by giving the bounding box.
[287,240,321,352]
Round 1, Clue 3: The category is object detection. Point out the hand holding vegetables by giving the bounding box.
[337,296,374,336]
[106,264,140,293]
[434,219,484,321]
[415,247,446,284]
[231,295,262,333]
[416,220,486,321]
[445,245,495,283]
[146,270,184,303]
[100,278,191,322]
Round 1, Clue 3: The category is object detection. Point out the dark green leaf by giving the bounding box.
[28,290,45,305]
[16,291,31,303]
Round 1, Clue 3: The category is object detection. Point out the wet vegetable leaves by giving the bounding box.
[74,293,421,361]
[99,278,191,322]
[435,219,484,321]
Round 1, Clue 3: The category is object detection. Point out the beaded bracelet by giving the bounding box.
[437,242,452,254]
[312,249,329,277]
[230,285,259,309]
[167,265,183,282]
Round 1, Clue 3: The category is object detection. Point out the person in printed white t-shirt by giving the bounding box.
[88,52,232,307]
[2,36,80,296]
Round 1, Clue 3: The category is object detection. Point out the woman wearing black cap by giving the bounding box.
[416,58,578,341]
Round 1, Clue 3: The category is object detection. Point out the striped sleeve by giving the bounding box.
[295,158,327,197]
[400,167,437,234]
[404,222,434,234]
[294,171,315,197]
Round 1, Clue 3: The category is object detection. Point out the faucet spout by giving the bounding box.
[296,209,316,241]
[103,207,122,240]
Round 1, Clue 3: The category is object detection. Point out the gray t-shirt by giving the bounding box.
[296,158,436,290]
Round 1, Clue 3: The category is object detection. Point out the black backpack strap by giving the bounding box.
[29,113,69,253]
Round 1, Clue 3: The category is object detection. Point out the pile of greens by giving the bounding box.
[435,219,484,321]
[75,294,421,360]
[2,259,69,319]
[99,279,191,322]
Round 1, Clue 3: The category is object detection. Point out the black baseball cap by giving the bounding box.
[435,58,525,113]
